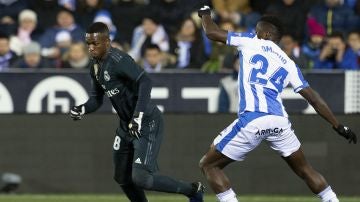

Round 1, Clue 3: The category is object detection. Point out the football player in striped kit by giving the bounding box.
[198,5,357,202]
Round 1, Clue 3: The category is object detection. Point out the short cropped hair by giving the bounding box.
[259,15,284,40]
[86,22,109,36]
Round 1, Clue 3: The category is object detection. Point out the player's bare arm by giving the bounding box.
[299,87,357,143]
[299,87,339,127]
[198,6,227,44]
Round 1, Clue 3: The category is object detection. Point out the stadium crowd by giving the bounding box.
[0,0,359,72]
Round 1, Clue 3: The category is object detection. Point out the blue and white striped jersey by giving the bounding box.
[227,32,309,117]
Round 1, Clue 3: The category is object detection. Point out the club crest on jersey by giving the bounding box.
[104,70,110,81]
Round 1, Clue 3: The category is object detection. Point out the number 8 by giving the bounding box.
[113,136,121,150]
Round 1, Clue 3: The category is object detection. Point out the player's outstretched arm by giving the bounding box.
[299,87,338,127]
[69,78,104,121]
[198,5,227,44]
[299,87,357,144]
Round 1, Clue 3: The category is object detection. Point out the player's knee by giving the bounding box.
[199,156,206,171]
[132,168,154,189]
[199,155,211,173]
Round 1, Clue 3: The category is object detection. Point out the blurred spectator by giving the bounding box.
[146,0,186,35]
[217,56,239,113]
[168,17,206,69]
[302,17,326,70]
[128,16,169,62]
[202,20,238,73]
[314,31,359,69]
[38,7,84,49]
[0,32,17,71]
[110,0,146,49]
[141,44,170,72]
[309,0,359,35]
[62,42,90,69]
[41,30,73,68]
[55,30,72,54]
[280,33,309,69]
[0,0,28,35]
[28,0,62,32]
[250,0,277,14]
[238,6,261,33]
[12,42,53,68]
[347,30,360,67]
[58,0,76,11]
[211,0,261,32]
[355,0,360,14]
[266,0,307,42]
[56,30,73,67]
[10,9,43,55]
[76,0,105,30]
[93,10,122,46]
[343,0,357,6]
[0,173,22,194]
[212,0,251,23]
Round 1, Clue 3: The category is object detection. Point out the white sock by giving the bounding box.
[317,186,339,202]
[216,188,238,202]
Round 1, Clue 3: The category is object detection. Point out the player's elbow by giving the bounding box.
[311,100,329,113]
[306,97,317,107]
[205,31,225,44]
[205,30,216,39]
[306,91,325,109]
[301,88,323,108]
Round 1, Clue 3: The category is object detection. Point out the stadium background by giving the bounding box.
[0,114,359,195]
[0,0,360,199]
[0,71,359,196]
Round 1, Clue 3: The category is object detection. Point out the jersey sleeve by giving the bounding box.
[83,63,104,113]
[116,54,145,82]
[288,64,310,93]
[226,31,256,47]
[114,53,152,114]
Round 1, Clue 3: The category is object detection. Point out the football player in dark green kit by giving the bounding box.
[70,22,204,202]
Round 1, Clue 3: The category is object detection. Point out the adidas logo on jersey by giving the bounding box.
[135,158,142,164]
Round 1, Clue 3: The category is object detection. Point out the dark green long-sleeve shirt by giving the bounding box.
[84,47,156,122]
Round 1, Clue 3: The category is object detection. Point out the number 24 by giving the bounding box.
[249,54,288,92]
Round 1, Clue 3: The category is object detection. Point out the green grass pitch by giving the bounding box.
[0,194,359,202]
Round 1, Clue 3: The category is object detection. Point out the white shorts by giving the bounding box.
[214,112,301,161]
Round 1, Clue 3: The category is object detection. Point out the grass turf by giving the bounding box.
[0,194,359,202]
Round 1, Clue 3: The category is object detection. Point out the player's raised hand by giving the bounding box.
[198,5,211,18]
[70,105,85,121]
[333,124,357,144]
[128,112,144,139]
